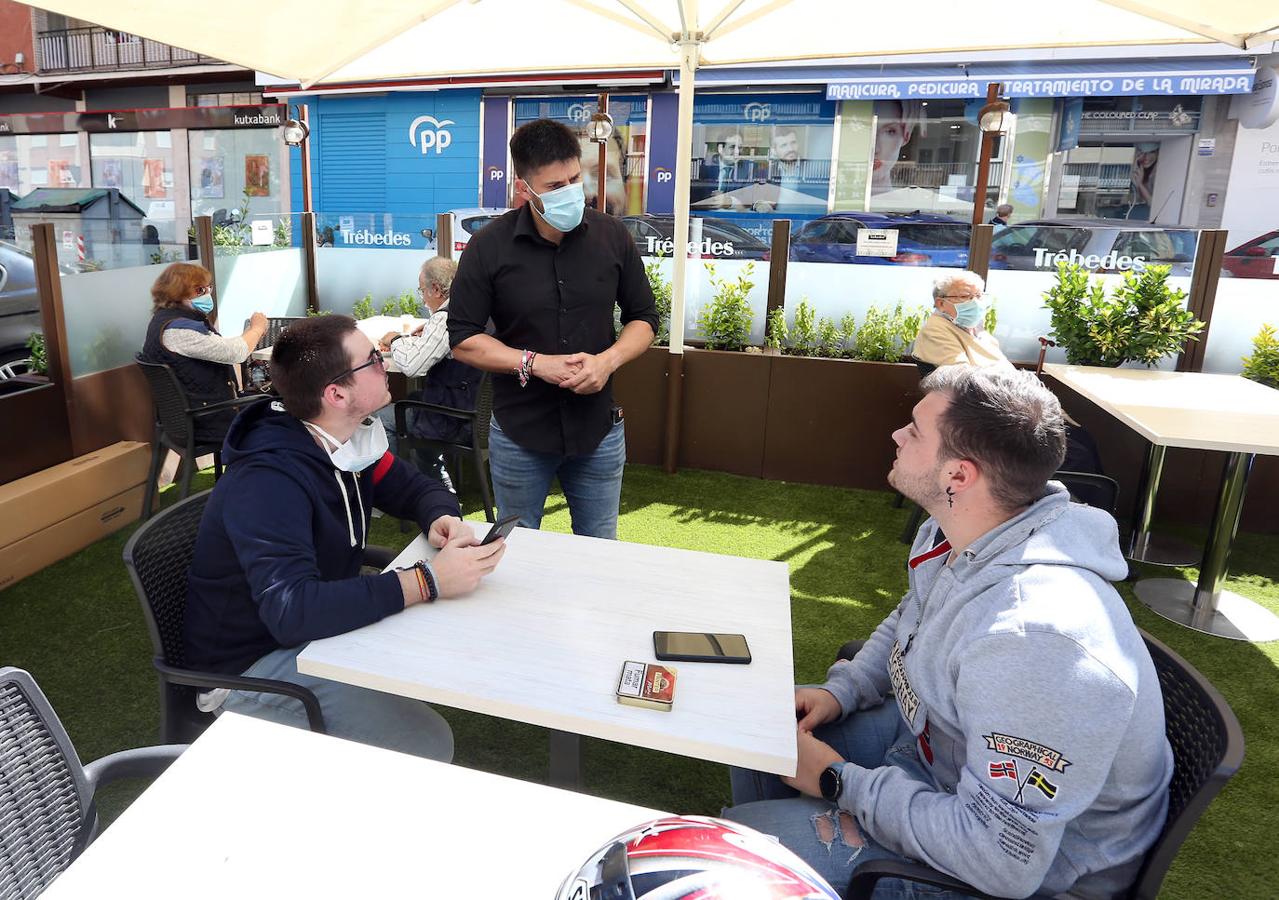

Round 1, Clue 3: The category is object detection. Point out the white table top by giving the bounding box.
[1045,364,1279,454]
[42,713,666,899]
[299,526,799,777]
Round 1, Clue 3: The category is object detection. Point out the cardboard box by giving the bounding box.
[0,442,150,549]
[0,484,144,592]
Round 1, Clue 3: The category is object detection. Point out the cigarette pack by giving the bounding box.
[616,660,677,711]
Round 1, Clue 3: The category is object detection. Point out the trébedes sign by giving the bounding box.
[646,236,736,257]
[1032,247,1147,271]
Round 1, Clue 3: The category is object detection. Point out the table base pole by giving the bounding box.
[1125,532,1199,567]
[549,730,582,790]
[1135,578,1279,642]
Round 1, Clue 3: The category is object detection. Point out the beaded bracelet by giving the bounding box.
[516,349,538,388]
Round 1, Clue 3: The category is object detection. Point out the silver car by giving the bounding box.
[989,219,1197,277]
[0,242,41,376]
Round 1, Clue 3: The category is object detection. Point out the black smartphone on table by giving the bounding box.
[653,631,752,664]
[479,514,520,546]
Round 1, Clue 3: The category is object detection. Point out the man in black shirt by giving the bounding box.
[448,119,658,539]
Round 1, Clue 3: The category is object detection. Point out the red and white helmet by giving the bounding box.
[556,815,840,899]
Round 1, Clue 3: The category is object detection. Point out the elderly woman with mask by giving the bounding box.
[911,270,1008,371]
[140,262,267,442]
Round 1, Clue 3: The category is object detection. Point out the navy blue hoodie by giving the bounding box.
[184,399,460,675]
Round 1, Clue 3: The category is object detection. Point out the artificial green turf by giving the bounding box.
[1,464,1275,897]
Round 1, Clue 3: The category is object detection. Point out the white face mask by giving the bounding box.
[306,417,388,472]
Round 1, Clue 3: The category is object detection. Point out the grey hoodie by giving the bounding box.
[824,483,1173,898]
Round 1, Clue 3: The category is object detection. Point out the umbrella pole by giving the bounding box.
[663,25,698,474]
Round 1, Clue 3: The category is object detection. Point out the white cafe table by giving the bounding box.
[299,525,798,787]
[1046,364,1279,641]
[40,713,667,899]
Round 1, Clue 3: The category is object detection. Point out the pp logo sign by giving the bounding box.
[654,166,673,183]
[487,167,505,181]
[743,102,771,122]
[566,103,592,123]
[408,115,455,155]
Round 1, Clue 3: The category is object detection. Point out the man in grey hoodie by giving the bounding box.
[724,366,1173,898]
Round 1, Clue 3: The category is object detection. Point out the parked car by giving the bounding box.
[0,242,41,377]
[788,212,971,267]
[447,207,510,254]
[989,219,1197,277]
[1221,230,1279,280]
[622,214,771,260]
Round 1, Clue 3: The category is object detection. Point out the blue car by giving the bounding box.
[789,212,971,267]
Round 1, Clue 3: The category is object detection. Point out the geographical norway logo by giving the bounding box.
[408,115,454,155]
[983,732,1071,772]
[888,642,921,726]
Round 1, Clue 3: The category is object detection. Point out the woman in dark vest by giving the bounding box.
[140,262,268,444]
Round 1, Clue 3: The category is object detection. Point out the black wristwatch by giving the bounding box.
[819,763,846,802]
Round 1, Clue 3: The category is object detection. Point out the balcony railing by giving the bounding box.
[36,26,222,74]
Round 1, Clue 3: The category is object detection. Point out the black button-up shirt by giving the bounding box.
[448,205,658,456]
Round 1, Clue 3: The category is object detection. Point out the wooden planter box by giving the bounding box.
[674,348,921,487]
[764,356,921,490]
[612,346,668,467]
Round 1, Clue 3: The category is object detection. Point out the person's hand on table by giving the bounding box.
[379,331,401,351]
[782,730,845,798]
[249,311,268,330]
[532,353,582,386]
[432,531,505,597]
[427,514,474,549]
[559,352,615,395]
[795,686,842,732]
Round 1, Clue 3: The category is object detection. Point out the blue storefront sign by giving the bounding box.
[824,60,1255,102]
[291,89,483,250]
[647,93,679,215]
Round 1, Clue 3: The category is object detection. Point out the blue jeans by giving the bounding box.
[487,416,626,540]
[724,700,962,899]
[221,643,454,761]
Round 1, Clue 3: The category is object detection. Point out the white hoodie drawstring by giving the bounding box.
[351,474,367,549]
[332,470,357,548]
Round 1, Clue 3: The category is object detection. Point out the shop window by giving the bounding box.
[188,128,288,225]
[89,131,176,243]
[513,96,649,216]
[0,133,87,197]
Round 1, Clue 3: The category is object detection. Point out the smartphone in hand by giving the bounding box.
[479,514,520,546]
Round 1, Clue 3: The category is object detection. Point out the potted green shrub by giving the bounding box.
[1043,262,1204,367]
[1242,324,1279,389]
[696,262,757,351]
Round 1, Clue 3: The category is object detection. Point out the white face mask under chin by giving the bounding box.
[306,417,388,473]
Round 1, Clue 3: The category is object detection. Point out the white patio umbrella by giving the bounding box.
[31,0,1277,357]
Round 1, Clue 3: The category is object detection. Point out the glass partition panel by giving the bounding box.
[313,211,440,318]
[213,213,307,334]
[60,258,164,377]
[986,223,1199,368]
[1200,267,1279,376]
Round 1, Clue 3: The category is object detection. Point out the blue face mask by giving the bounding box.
[526,179,585,232]
[192,296,215,315]
[951,299,984,329]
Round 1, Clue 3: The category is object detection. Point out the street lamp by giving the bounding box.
[281,117,310,146]
[588,107,614,213]
[978,98,1015,134]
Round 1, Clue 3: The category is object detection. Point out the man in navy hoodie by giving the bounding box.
[184,314,505,760]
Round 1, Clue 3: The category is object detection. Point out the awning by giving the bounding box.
[682,58,1256,99]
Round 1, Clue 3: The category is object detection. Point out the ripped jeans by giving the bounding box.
[723,699,963,899]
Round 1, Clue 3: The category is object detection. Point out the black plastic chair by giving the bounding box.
[1056,470,1120,516]
[845,628,1245,900]
[0,666,185,897]
[393,372,495,522]
[242,315,305,389]
[135,355,263,521]
[123,489,326,744]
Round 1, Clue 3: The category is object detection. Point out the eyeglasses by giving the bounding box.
[194,284,212,295]
[327,348,384,385]
[941,294,982,301]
